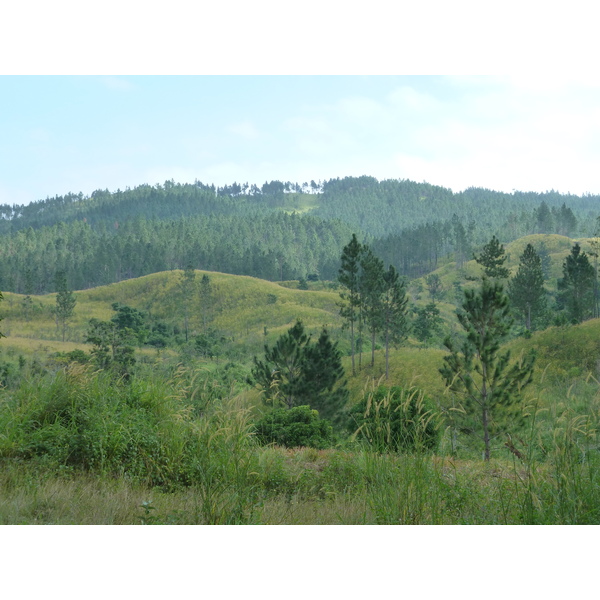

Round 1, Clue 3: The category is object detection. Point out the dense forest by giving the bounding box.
[0,176,596,293]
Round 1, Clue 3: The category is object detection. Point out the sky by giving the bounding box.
[2,1,599,207]
[4,74,600,206]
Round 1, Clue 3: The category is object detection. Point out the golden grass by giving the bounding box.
[0,269,343,350]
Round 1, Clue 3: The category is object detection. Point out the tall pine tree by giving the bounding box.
[338,234,362,375]
[359,246,385,368]
[508,244,547,330]
[440,278,535,460]
[380,265,409,380]
[475,236,509,279]
[558,243,596,323]
[54,270,76,342]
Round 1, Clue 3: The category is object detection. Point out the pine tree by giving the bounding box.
[359,246,385,367]
[301,327,348,423]
[54,270,76,342]
[535,201,554,233]
[425,273,443,304]
[0,291,5,341]
[338,234,362,375]
[252,321,347,421]
[475,236,509,279]
[413,302,443,343]
[508,243,547,330]
[179,263,196,342]
[252,320,309,409]
[439,278,535,460]
[381,265,409,380]
[199,274,215,332]
[558,243,596,323]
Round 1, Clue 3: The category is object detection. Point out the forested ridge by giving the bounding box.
[1,175,598,293]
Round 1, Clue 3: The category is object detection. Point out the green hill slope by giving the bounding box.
[0,269,343,358]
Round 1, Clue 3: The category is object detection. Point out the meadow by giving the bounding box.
[1,261,600,525]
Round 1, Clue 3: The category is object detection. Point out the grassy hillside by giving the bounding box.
[0,269,343,359]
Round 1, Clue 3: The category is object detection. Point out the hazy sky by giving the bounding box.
[2,1,599,207]
[3,74,600,206]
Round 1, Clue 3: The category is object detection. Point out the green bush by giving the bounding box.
[254,405,335,449]
[348,385,439,453]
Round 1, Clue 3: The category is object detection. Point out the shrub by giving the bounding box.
[348,385,439,453]
[254,405,335,449]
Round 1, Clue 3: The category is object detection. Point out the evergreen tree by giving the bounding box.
[359,246,385,367]
[439,279,535,460]
[536,242,552,281]
[199,274,215,332]
[380,266,409,379]
[508,244,547,330]
[413,302,443,343]
[0,291,5,341]
[535,201,554,233]
[557,243,596,323]
[54,270,76,342]
[179,263,196,342]
[425,273,443,304]
[86,318,136,378]
[588,216,600,319]
[301,327,348,422]
[338,234,362,375]
[252,321,347,421]
[110,303,148,345]
[474,236,510,279]
[252,320,310,409]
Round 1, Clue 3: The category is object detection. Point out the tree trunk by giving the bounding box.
[385,329,390,380]
[350,320,355,376]
[371,327,376,367]
[482,406,490,461]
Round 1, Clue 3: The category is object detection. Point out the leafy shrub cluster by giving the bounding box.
[0,366,260,523]
[253,405,335,449]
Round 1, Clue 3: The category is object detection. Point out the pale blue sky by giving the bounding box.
[3,74,600,205]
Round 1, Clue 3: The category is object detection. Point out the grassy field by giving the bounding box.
[2,235,600,525]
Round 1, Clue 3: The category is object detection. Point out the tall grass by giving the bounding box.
[1,362,599,524]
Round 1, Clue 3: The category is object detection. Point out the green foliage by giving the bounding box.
[557,243,596,323]
[508,243,548,330]
[381,265,409,379]
[254,405,335,449]
[85,318,136,377]
[425,273,443,302]
[110,303,148,344]
[54,271,77,342]
[0,291,5,342]
[475,236,510,279]
[338,233,362,374]
[348,385,439,453]
[359,246,385,367]
[193,329,223,358]
[412,302,443,343]
[0,367,260,522]
[251,321,348,422]
[440,278,535,460]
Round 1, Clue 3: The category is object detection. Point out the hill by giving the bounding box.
[2,176,600,294]
[0,269,343,360]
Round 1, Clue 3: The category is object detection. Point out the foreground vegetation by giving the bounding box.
[2,219,600,524]
[0,352,598,525]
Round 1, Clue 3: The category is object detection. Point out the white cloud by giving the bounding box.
[228,121,260,140]
[99,76,136,91]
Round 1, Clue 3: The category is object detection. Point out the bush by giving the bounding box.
[254,405,335,449]
[348,385,439,453]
